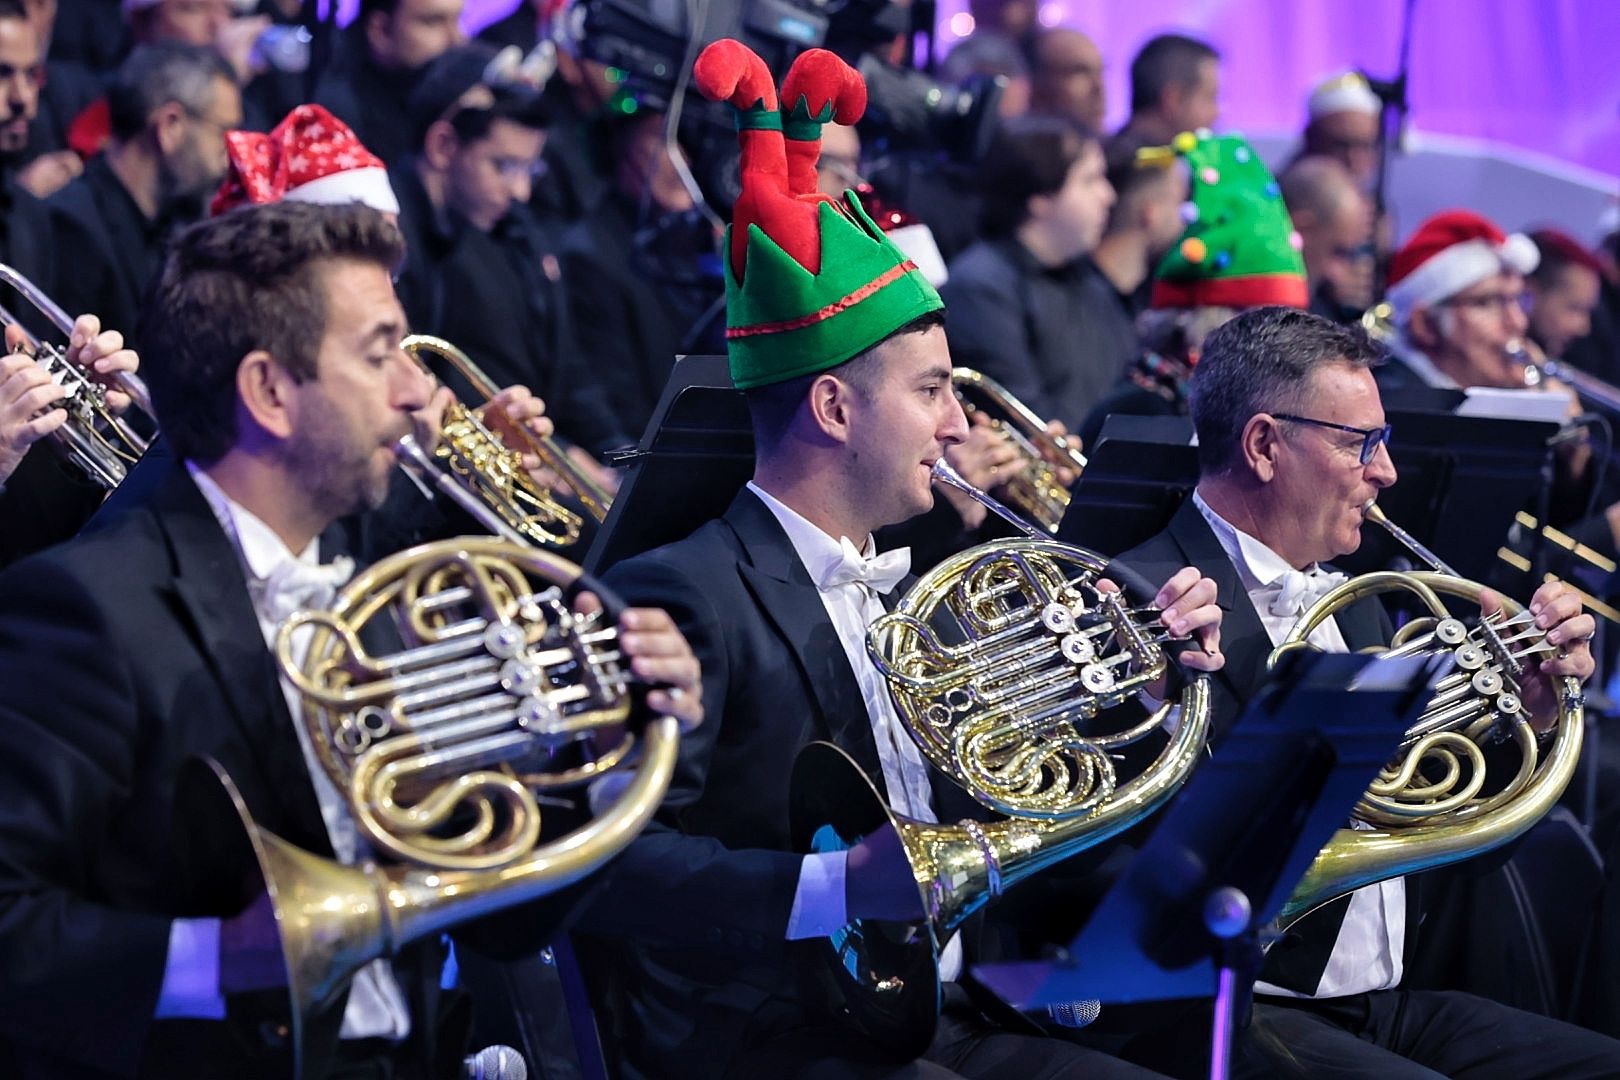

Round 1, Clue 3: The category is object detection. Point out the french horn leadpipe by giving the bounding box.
[0,262,154,488]
[952,367,1085,534]
[1363,500,1457,576]
[931,457,1045,539]
[790,462,1210,1054]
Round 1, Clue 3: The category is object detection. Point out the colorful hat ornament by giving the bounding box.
[210,104,400,218]
[1150,132,1308,310]
[694,39,944,390]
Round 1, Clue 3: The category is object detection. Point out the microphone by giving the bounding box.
[463,1044,528,1080]
[1047,998,1102,1028]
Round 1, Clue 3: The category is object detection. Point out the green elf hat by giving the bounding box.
[694,40,943,390]
[1149,130,1309,310]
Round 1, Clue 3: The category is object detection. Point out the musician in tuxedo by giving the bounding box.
[0,200,703,1079]
[1114,304,1620,1079]
[577,40,1224,1080]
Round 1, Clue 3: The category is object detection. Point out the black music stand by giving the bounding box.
[585,354,754,575]
[1056,415,1196,557]
[973,648,1452,1080]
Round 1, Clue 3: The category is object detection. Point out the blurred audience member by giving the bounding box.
[315,0,464,166]
[942,115,1118,430]
[1029,27,1104,134]
[1093,132,1188,316]
[1566,226,1620,384]
[1279,154,1376,323]
[397,43,627,477]
[1526,227,1605,361]
[46,0,123,71]
[967,0,1037,52]
[940,28,1029,118]
[48,41,239,337]
[1112,32,1218,147]
[814,120,861,199]
[13,0,93,198]
[1299,70,1381,191]
[560,108,721,442]
[478,0,541,52]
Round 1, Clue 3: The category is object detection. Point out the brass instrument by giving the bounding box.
[790,459,1210,1053]
[396,335,612,549]
[195,537,680,1076]
[1516,335,1620,414]
[952,367,1086,534]
[1267,502,1583,933]
[0,263,154,488]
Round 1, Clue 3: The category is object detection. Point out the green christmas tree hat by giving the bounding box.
[1150,130,1309,310]
[694,40,943,390]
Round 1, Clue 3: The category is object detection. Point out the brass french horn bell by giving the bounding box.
[395,335,612,549]
[1268,502,1583,933]
[188,537,680,1077]
[790,459,1210,1054]
[0,262,154,488]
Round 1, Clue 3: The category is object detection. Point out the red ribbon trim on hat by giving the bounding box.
[728,260,920,339]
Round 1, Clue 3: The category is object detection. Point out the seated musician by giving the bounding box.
[1114,304,1620,1079]
[577,42,1223,1079]
[0,200,703,1078]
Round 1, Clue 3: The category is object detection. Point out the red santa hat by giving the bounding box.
[1386,209,1539,323]
[210,104,399,218]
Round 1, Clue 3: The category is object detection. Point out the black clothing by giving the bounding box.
[942,239,1128,432]
[313,39,424,168]
[47,0,127,71]
[46,155,197,341]
[25,59,103,161]
[582,489,1168,1080]
[389,161,629,456]
[476,2,540,52]
[869,154,983,265]
[559,191,721,443]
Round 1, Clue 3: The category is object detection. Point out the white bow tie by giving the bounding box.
[1265,566,1348,619]
[259,555,356,623]
[818,537,911,595]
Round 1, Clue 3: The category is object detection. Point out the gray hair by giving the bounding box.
[108,42,236,142]
[1187,305,1383,472]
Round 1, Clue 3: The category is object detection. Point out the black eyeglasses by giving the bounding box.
[1272,414,1393,465]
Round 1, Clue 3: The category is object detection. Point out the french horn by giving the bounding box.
[1268,502,1583,933]
[193,536,680,1077]
[790,459,1210,1054]
[952,367,1086,534]
[395,335,612,550]
[0,263,154,488]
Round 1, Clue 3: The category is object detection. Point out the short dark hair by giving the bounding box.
[409,44,551,149]
[107,42,236,142]
[1129,33,1218,114]
[744,309,947,451]
[978,115,1093,236]
[1103,131,1179,233]
[1187,306,1382,472]
[138,202,406,465]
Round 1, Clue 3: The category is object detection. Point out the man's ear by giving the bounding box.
[422,119,460,171]
[806,372,858,445]
[236,350,297,441]
[150,100,188,156]
[1239,412,1283,483]
[1405,305,1440,351]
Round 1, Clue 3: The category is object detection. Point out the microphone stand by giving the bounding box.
[1361,0,1417,297]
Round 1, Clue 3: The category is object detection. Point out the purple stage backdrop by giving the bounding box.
[442,0,1618,185]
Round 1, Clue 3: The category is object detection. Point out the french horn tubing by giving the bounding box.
[1267,502,1583,933]
[790,460,1210,1054]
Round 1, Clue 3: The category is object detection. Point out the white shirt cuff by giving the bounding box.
[785,850,849,940]
[155,917,227,1020]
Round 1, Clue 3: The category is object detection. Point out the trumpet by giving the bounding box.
[789,460,1210,1053]
[395,335,611,549]
[189,536,680,1076]
[1268,502,1583,933]
[953,368,1085,534]
[0,263,154,488]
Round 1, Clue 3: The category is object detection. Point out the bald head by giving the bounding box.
[1280,156,1374,310]
[1031,28,1105,133]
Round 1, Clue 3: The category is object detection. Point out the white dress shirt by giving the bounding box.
[155,464,411,1040]
[747,483,963,981]
[1192,490,1406,999]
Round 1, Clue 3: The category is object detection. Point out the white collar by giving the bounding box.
[187,461,321,580]
[746,481,877,586]
[1191,487,1321,591]
[1386,333,1460,389]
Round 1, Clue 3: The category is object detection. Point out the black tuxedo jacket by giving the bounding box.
[0,466,549,1078]
[1114,497,1426,996]
[585,488,1003,1078]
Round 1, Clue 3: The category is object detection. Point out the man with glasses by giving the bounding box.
[1112,305,1618,1079]
[46,41,241,340]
